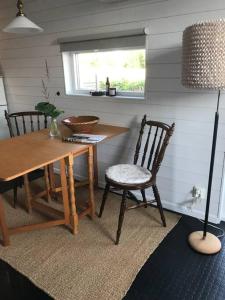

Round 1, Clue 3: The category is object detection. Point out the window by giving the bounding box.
[60,30,146,98]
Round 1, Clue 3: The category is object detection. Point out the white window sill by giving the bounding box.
[66,93,145,101]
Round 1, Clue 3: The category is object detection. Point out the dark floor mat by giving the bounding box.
[124,216,225,300]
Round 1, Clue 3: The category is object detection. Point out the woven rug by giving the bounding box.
[0,188,179,300]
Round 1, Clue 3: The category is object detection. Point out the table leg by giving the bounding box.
[0,195,10,246]
[93,144,98,188]
[23,174,32,214]
[60,158,70,225]
[48,164,58,201]
[67,155,78,234]
[88,146,95,219]
[48,164,55,188]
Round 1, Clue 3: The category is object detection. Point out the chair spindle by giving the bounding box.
[134,115,146,164]
[22,116,26,134]
[14,117,20,136]
[152,129,164,171]
[30,115,34,132]
[141,126,152,167]
[37,115,40,130]
[44,116,47,129]
[147,126,159,170]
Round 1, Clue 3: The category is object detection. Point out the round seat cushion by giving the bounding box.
[106,164,151,185]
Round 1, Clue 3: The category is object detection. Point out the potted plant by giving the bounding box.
[35,101,64,137]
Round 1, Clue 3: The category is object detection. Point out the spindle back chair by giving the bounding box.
[4,111,50,210]
[134,115,174,181]
[4,111,48,137]
[99,115,175,244]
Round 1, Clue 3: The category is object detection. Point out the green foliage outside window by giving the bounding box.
[99,79,144,92]
[123,52,145,69]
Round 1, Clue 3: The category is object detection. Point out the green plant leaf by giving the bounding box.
[51,109,64,118]
[35,101,64,118]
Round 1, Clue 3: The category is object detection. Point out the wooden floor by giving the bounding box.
[0,214,224,299]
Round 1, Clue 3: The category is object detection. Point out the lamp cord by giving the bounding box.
[198,218,224,238]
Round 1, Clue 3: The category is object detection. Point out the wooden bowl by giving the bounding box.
[62,116,99,133]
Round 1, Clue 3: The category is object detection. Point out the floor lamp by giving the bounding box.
[182,20,225,254]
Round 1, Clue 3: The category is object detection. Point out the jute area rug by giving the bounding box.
[0,188,180,300]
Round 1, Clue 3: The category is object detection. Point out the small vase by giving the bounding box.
[49,118,60,137]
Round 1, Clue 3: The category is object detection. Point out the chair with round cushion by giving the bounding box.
[99,115,175,244]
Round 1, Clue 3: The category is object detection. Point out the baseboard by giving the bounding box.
[161,200,220,224]
[54,168,220,224]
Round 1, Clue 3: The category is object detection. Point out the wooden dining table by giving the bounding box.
[0,123,128,246]
[0,129,93,246]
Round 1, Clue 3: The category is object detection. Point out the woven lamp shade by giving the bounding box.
[182,20,225,90]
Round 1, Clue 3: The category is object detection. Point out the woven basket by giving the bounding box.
[62,116,99,133]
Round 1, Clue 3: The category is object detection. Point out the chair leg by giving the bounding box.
[116,190,127,245]
[99,183,110,218]
[44,166,51,203]
[0,195,10,246]
[23,174,32,214]
[152,184,166,227]
[141,190,148,208]
[13,182,18,209]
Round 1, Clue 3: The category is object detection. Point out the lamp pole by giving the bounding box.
[203,90,220,238]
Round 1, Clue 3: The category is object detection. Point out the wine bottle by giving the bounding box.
[106,77,110,96]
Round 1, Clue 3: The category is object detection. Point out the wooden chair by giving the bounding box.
[4,111,50,210]
[0,178,22,208]
[99,115,175,244]
[4,111,48,137]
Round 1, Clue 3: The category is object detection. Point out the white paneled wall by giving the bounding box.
[0,0,225,222]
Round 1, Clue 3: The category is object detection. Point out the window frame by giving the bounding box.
[62,46,146,98]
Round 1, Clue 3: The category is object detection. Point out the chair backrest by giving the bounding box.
[4,110,48,137]
[134,115,175,177]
